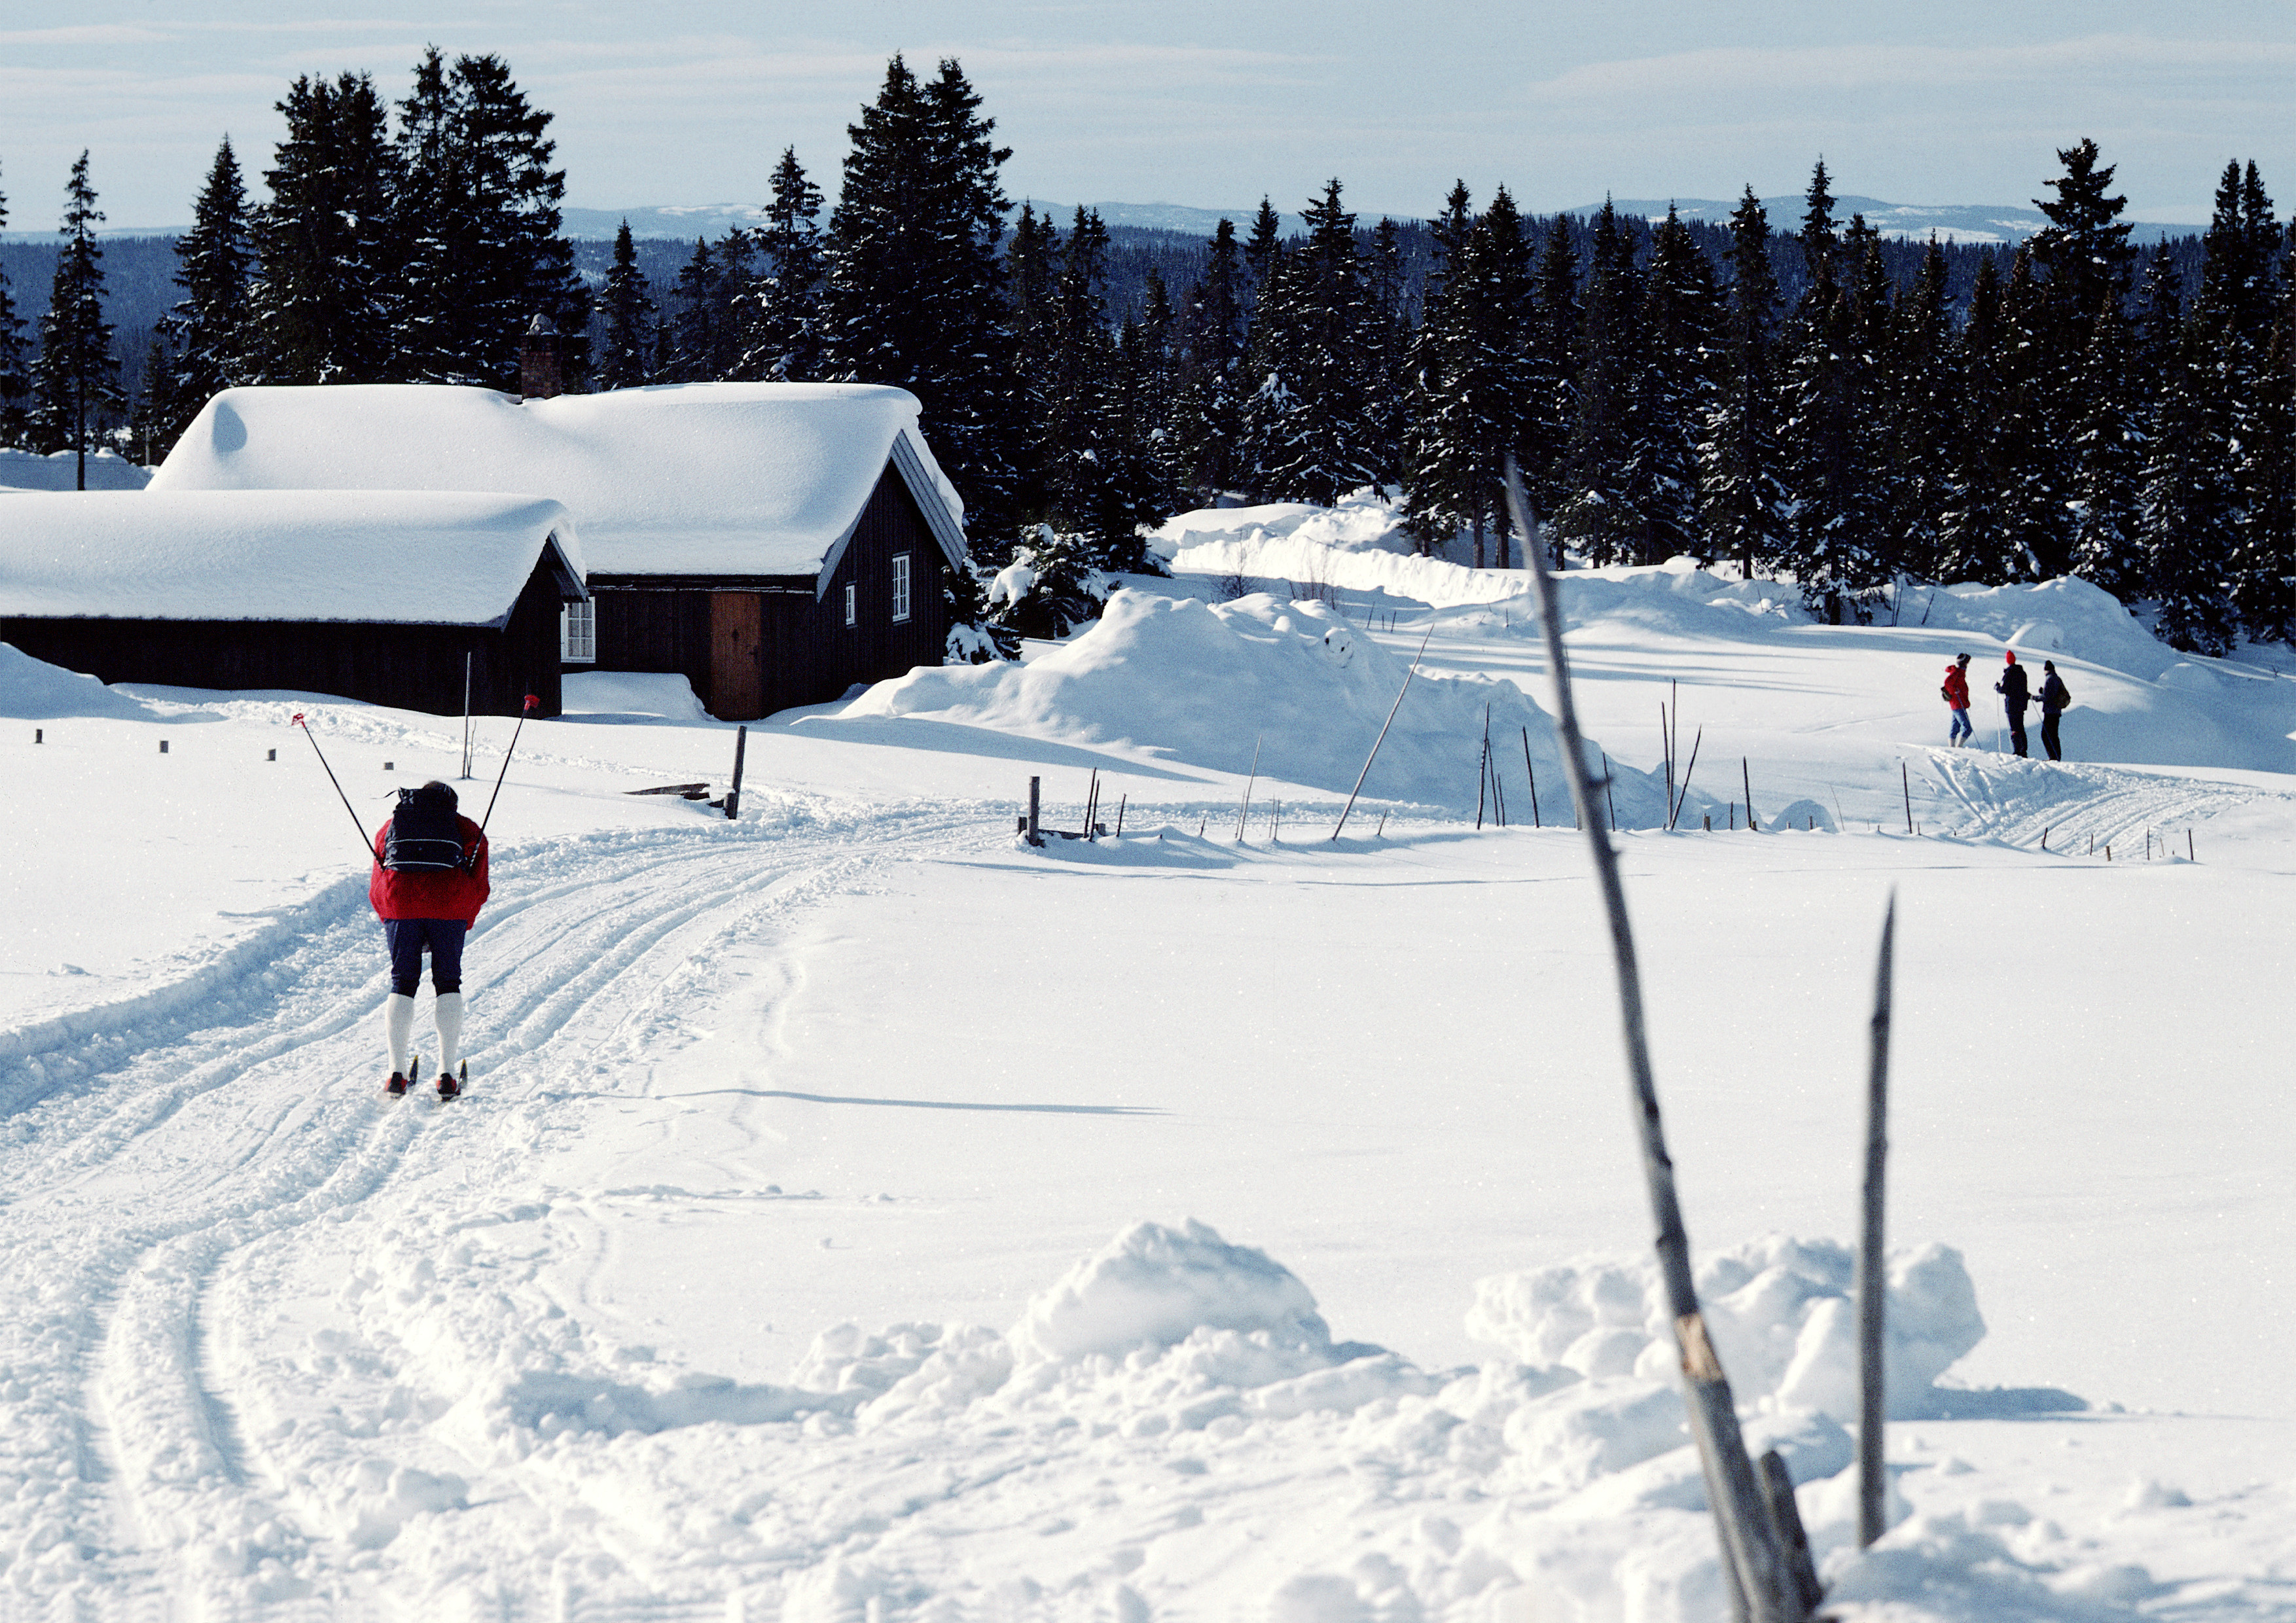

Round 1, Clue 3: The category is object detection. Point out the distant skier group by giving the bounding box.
[1941,650,2070,760]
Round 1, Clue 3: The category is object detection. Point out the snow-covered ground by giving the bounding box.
[2,516,2293,1621]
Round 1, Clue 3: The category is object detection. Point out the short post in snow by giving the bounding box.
[460,652,475,779]
[725,725,747,821]
[1027,776,1043,846]
[2189,829,2196,861]
[1742,758,1759,830]
[1901,762,1913,834]
[33,728,42,744]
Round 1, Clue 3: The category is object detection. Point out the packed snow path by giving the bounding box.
[0,804,977,1607]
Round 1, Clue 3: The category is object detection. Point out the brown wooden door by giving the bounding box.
[709,592,763,719]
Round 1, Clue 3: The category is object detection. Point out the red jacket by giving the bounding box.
[370,815,490,923]
[1941,665,1971,708]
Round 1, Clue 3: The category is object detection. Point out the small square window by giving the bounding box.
[561,599,595,663]
[844,581,856,627]
[891,552,912,622]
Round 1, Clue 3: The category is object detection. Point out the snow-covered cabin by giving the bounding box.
[149,382,970,721]
[0,491,586,716]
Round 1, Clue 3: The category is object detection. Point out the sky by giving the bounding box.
[6,2,2296,232]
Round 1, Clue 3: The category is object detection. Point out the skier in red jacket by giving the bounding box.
[370,780,490,1097]
[1941,652,1973,746]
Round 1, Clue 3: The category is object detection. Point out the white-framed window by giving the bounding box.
[891,552,912,622]
[560,598,596,663]
[844,581,857,626]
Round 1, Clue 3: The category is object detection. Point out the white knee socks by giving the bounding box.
[435,992,465,1075]
[385,993,416,1076]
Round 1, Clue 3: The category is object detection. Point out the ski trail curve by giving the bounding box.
[0,800,989,1608]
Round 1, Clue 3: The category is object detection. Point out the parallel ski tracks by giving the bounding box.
[0,804,986,1606]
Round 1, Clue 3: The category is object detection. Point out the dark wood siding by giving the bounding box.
[589,461,954,722]
[0,556,567,717]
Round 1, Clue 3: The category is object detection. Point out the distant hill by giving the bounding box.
[564,200,1322,241]
[1571,194,2193,246]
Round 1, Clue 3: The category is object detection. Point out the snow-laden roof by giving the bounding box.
[0,490,585,626]
[149,381,969,581]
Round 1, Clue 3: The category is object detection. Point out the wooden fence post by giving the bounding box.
[724,724,747,820]
[1857,897,1897,1549]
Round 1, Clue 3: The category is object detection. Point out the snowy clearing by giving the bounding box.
[1,518,2291,1620]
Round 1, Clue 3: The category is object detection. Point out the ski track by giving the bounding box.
[0,799,984,1611]
[1901,749,2293,851]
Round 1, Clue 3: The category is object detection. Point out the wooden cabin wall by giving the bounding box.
[0,559,567,718]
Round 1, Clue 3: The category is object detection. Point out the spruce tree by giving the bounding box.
[1524,213,1581,523]
[598,221,655,389]
[2069,296,2145,598]
[1552,202,1647,565]
[1937,253,2016,581]
[0,160,29,447]
[1168,217,1247,503]
[1038,207,1124,543]
[711,229,759,378]
[1404,182,1516,560]
[744,147,827,381]
[2141,319,2241,652]
[1698,187,1787,580]
[128,333,181,467]
[1363,215,1413,490]
[391,50,591,389]
[1996,240,2072,577]
[29,152,120,486]
[1244,197,1284,311]
[2030,138,2135,363]
[2232,316,2296,639]
[824,55,1021,539]
[1239,179,1382,506]
[162,137,253,446]
[248,72,403,383]
[665,237,719,382]
[1636,204,1719,565]
[1888,238,1958,579]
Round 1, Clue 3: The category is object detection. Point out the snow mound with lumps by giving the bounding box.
[1465,1234,1992,1423]
[1907,576,2179,680]
[846,590,1673,820]
[1009,1219,1333,1364]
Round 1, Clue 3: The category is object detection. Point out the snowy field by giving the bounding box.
[1,517,2293,1621]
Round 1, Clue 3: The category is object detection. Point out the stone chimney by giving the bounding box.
[519,313,563,401]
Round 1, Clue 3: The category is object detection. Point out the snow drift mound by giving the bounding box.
[1905,577,2176,680]
[0,643,165,721]
[1152,490,1418,560]
[1009,1218,1333,1363]
[1465,1234,1992,1423]
[848,590,1672,820]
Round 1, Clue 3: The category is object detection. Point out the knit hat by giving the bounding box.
[1955,652,1971,664]
[2004,650,2018,664]
[2043,659,2056,671]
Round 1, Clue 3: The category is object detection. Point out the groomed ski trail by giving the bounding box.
[0,799,986,1611]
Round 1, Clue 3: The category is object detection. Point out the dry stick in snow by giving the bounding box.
[1901,762,1914,834]
[1662,701,1676,823]
[1857,895,1899,1551]
[1602,753,1618,827]
[1115,795,1126,838]
[1332,626,1434,840]
[1670,727,1703,830]
[1503,460,1804,1623]
[1236,736,1261,842]
[1742,758,1759,830]
[1522,729,1542,828]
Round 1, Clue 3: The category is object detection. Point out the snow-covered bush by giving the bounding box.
[982,526,1112,641]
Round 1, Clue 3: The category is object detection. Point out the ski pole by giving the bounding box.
[293,713,375,862]
[478,694,539,843]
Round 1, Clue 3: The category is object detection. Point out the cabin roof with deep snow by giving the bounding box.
[147,381,969,581]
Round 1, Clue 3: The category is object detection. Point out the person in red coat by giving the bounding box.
[370,780,489,1096]
[1941,652,1973,746]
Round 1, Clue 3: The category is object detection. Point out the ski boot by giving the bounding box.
[387,1053,421,1099]
[436,1061,467,1101]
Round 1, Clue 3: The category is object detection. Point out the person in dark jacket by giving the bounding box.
[370,780,490,1096]
[2038,660,2071,760]
[1995,650,2032,757]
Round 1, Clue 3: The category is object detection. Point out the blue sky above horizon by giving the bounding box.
[5,2,2295,232]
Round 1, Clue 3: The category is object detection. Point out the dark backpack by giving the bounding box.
[384,789,467,872]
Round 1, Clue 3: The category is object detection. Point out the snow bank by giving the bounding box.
[1465,1235,1992,1423]
[0,641,165,721]
[845,590,1672,819]
[1153,491,1420,559]
[0,446,149,491]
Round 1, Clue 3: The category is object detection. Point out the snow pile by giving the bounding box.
[1153,491,1420,560]
[1465,1235,1991,1423]
[0,642,165,721]
[562,670,712,722]
[1906,576,2179,680]
[0,446,149,491]
[844,589,1672,819]
[1009,1218,1334,1363]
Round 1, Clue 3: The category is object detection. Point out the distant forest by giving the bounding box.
[0,48,2280,654]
